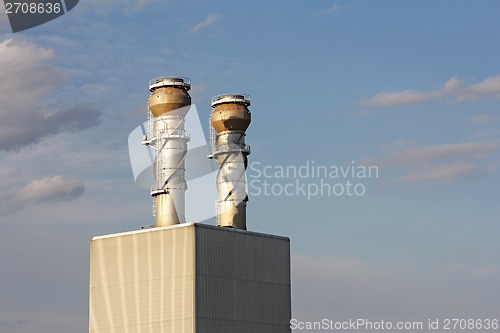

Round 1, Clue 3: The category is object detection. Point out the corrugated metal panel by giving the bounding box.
[89,225,196,333]
[89,223,291,333]
[195,224,291,333]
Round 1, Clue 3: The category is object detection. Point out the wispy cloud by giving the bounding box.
[80,0,163,12]
[131,0,154,6]
[188,14,220,35]
[318,4,340,15]
[15,176,84,202]
[377,140,500,183]
[293,254,500,320]
[357,75,500,107]
[0,176,85,216]
[123,0,158,12]
[382,141,499,167]
[468,114,500,124]
[398,161,478,183]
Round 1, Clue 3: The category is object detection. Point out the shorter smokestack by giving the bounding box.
[209,94,251,230]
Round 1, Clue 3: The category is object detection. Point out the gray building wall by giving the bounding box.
[89,223,291,333]
[195,225,291,333]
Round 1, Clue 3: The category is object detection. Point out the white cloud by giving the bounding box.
[0,176,84,216]
[189,14,220,35]
[0,38,101,151]
[376,140,499,183]
[0,38,58,100]
[462,75,500,100]
[15,176,84,202]
[357,75,500,107]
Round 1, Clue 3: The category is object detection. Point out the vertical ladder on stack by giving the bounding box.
[147,102,153,139]
[152,196,157,218]
[147,99,157,220]
[215,200,219,226]
[156,135,164,190]
[208,114,216,157]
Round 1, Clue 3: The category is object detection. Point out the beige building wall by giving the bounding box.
[89,223,291,333]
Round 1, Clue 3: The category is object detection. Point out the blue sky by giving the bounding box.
[0,1,499,332]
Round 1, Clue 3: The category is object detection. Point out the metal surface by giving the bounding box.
[208,94,251,230]
[89,224,196,333]
[88,223,291,333]
[210,103,251,133]
[195,224,291,333]
[149,76,191,92]
[143,76,191,227]
[211,93,250,108]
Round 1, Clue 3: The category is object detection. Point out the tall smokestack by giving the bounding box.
[143,77,191,227]
[209,94,251,230]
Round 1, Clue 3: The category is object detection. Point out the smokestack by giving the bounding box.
[143,77,191,227]
[209,94,251,230]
